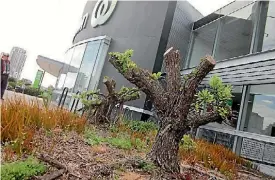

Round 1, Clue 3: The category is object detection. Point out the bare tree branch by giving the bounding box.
[118,89,140,103]
[187,111,221,128]
[178,56,216,117]
[184,56,216,93]
[109,55,166,111]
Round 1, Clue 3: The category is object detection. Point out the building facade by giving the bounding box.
[183,1,275,168]
[37,0,275,168]
[9,47,27,79]
[37,0,202,112]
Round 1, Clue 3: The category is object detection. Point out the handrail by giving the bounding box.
[70,91,80,112]
[81,93,92,117]
[199,125,275,144]
[58,87,69,108]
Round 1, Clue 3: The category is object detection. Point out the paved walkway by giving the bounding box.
[1,90,58,109]
[2,90,43,103]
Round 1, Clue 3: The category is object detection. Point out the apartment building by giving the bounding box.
[9,47,27,79]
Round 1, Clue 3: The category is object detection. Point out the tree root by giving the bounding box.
[36,154,68,180]
[38,154,67,170]
[35,169,65,180]
[238,169,262,178]
[181,164,225,180]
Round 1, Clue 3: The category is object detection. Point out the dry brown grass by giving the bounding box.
[179,139,252,179]
[1,96,86,155]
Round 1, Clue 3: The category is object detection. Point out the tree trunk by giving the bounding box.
[147,119,187,173]
[109,48,217,173]
[93,102,114,123]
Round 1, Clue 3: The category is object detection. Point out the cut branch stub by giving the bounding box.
[79,77,140,124]
[103,77,116,97]
[187,111,221,128]
[178,55,216,118]
[185,55,216,92]
[164,47,181,93]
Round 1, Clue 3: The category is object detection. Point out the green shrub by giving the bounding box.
[40,91,52,108]
[8,82,16,90]
[123,120,158,133]
[84,128,106,146]
[110,125,118,133]
[24,87,43,97]
[134,158,156,172]
[107,137,132,149]
[181,135,196,151]
[133,138,146,151]
[1,157,46,180]
[8,77,17,83]
[85,128,133,149]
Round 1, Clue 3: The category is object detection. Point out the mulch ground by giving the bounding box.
[2,128,274,180]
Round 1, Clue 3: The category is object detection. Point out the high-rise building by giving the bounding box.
[9,47,27,79]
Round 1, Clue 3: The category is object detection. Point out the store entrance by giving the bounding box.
[51,36,111,110]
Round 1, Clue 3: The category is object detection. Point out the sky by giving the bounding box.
[0,0,233,87]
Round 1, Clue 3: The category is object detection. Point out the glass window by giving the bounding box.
[244,84,275,137]
[52,48,74,104]
[56,74,66,90]
[214,2,256,61]
[88,41,109,91]
[261,1,275,51]
[73,40,101,92]
[219,1,253,17]
[54,48,74,90]
[63,43,86,92]
[188,20,219,68]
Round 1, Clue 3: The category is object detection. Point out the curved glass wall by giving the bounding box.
[63,43,86,92]
[73,40,101,93]
[51,48,74,105]
[87,40,110,91]
[61,43,86,107]
[51,36,111,109]
[56,48,74,91]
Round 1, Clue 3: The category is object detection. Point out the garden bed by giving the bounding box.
[1,98,274,180]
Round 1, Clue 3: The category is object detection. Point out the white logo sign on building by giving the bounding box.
[77,13,89,33]
[91,0,118,28]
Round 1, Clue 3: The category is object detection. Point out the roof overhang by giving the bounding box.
[36,55,78,77]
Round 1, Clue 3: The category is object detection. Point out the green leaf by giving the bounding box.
[209,75,223,89]
[109,49,136,73]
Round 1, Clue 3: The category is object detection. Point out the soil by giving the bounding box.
[2,128,274,180]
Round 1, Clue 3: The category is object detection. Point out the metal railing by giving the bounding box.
[70,91,80,113]
[57,87,68,108]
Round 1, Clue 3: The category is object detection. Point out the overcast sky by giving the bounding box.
[0,0,233,87]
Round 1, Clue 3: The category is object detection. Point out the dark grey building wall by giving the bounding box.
[74,1,171,108]
[73,1,203,109]
[143,0,203,113]
[165,1,203,69]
